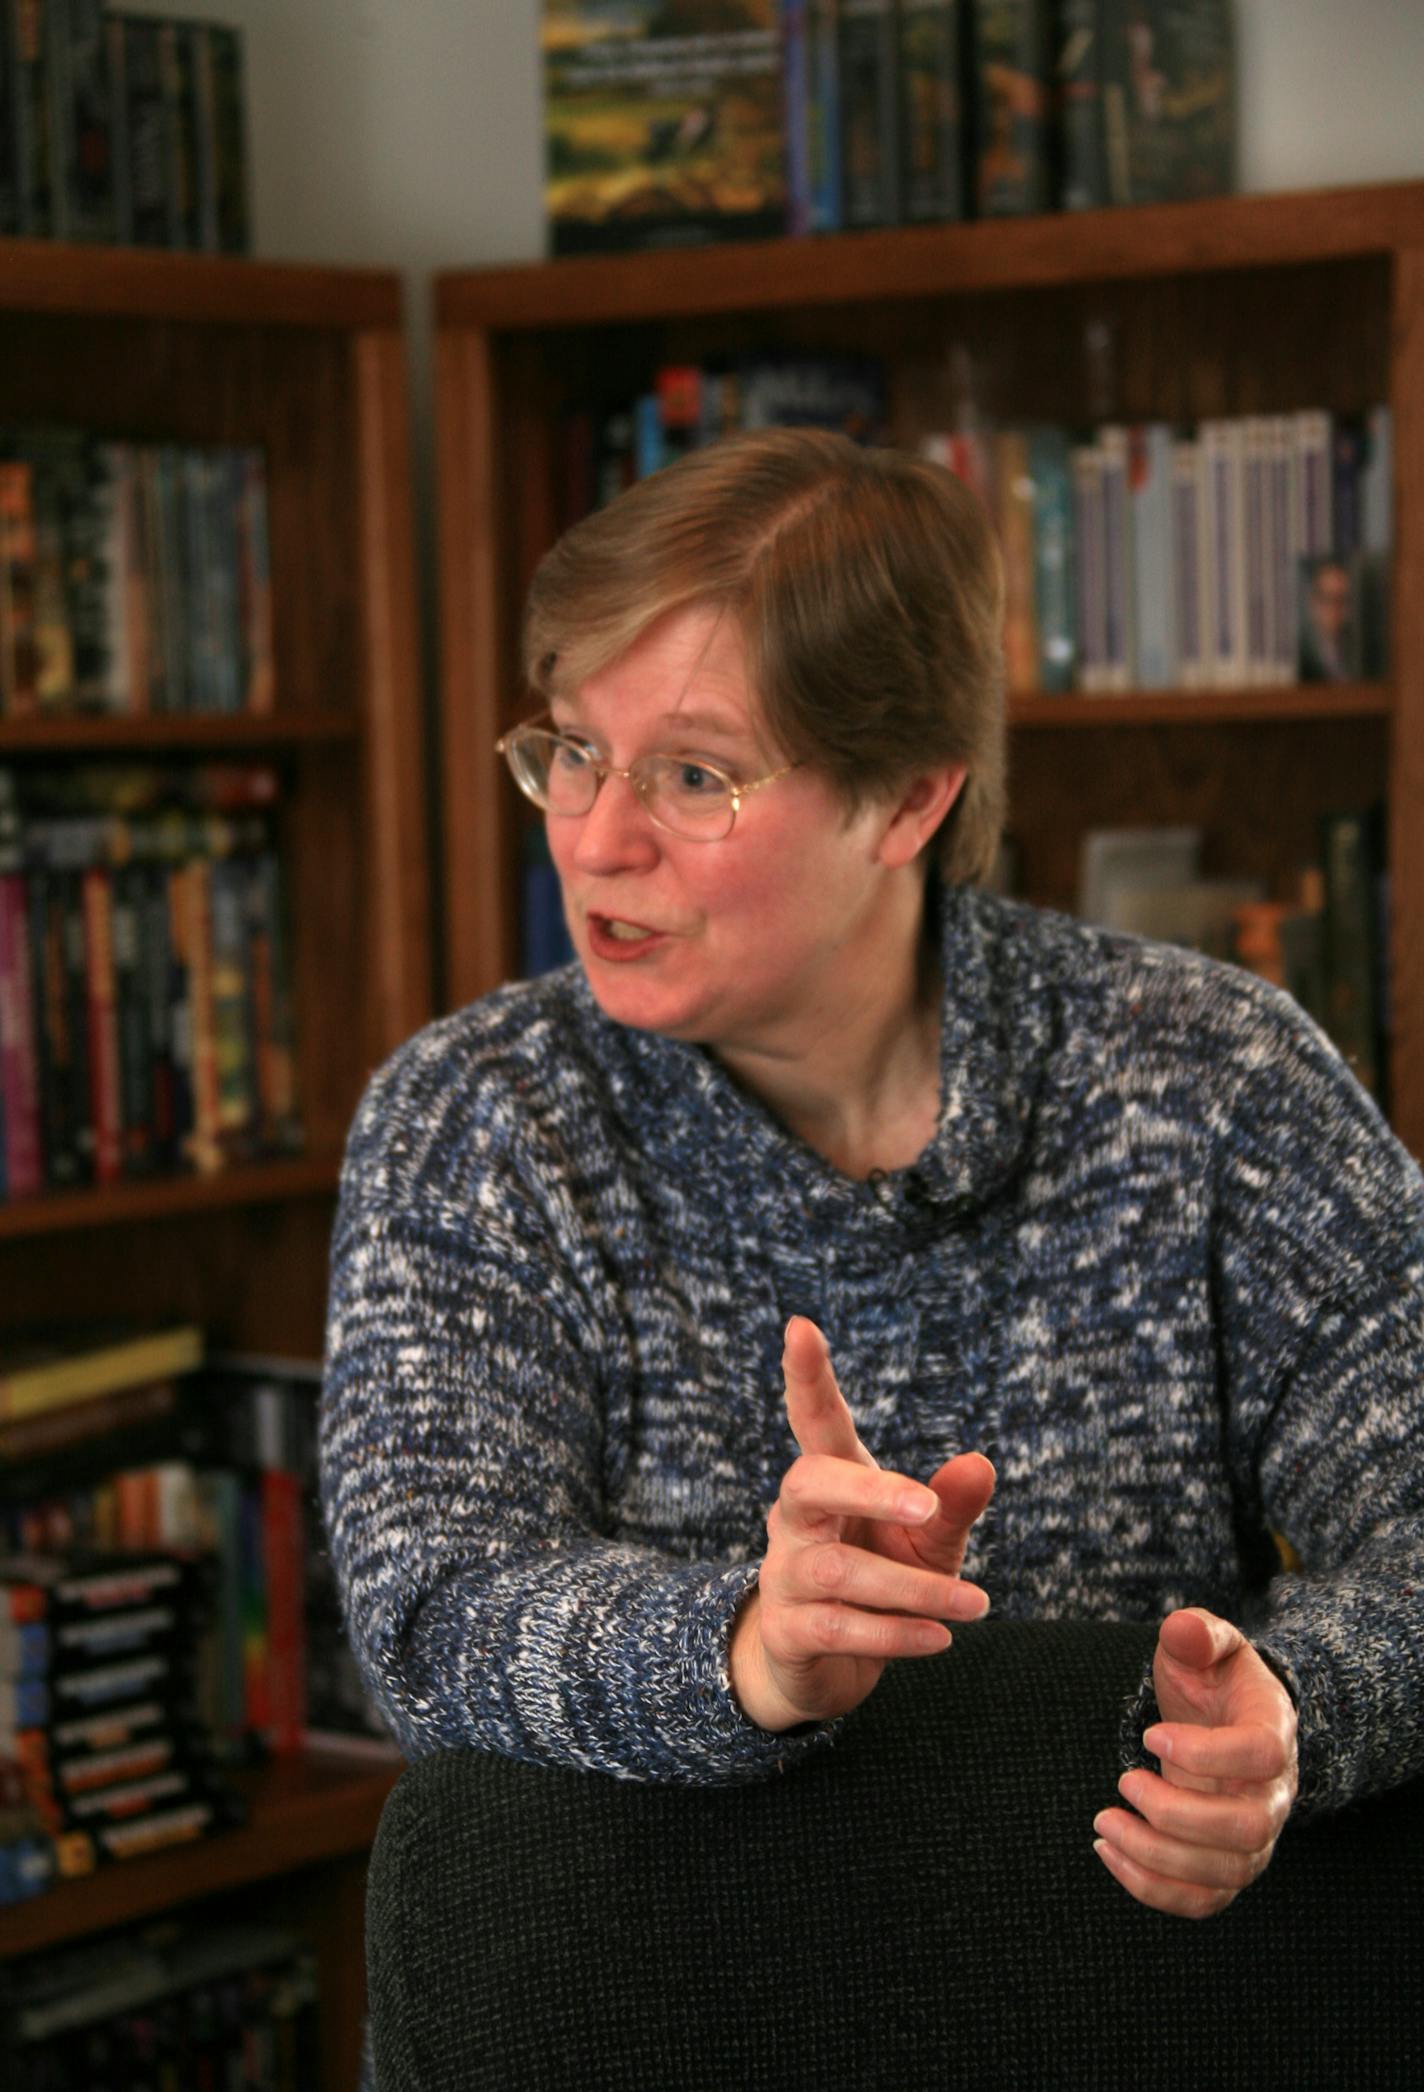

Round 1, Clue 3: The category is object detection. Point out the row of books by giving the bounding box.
[0,427,275,721]
[0,764,303,1206]
[564,360,1393,695]
[1075,807,1390,1106]
[0,2,250,251]
[0,1324,395,1906]
[542,2,1235,255]
[1,1918,318,2087]
[1,1545,246,1896]
[943,407,1394,695]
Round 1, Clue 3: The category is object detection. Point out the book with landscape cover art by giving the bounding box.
[542,1,786,253]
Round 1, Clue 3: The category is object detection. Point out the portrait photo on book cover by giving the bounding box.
[1297,552,1364,682]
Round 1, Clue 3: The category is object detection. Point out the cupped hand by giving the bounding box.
[1093,1606,1299,1918]
[728,1314,995,1733]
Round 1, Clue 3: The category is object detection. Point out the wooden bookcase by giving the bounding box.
[433,180,1424,1166]
[0,241,431,2092]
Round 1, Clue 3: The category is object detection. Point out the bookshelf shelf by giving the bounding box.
[0,235,401,329]
[0,1154,342,1240]
[0,714,358,755]
[0,1750,398,1962]
[435,182,1424,331]
[433,179,1423,1165]
[1008,682,1392,730]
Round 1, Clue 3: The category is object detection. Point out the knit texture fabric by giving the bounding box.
[321,887,1424,1814]
[364,1621,1424,2092]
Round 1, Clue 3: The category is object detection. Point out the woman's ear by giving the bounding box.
[876,766,967,870]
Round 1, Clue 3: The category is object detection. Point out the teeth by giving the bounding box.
[605,920,651,942]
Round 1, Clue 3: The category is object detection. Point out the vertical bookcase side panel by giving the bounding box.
[1387,248,1424,1163]
[437,324,514,1007]
[353,327,433,1061]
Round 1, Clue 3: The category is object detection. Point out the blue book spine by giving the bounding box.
[1026,427,1075,693]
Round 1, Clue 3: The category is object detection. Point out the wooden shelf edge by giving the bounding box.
[0,714,359,755]
[1009,682,1391,729]
[0,1155,342,1239]
[0,237,402,328]
[0,1750,400,1960]
[435,180,1424,331]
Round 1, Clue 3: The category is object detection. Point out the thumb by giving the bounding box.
[1158,1607,1246,1672]
[910,1451,995,1574]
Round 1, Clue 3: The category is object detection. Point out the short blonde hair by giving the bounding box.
[522,426,1006,885]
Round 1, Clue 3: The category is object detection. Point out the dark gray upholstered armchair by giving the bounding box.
[365,1620,1423,2090]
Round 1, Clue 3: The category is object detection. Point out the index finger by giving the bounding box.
[782,1316,876,1469]
[1142,1720,1294,1784]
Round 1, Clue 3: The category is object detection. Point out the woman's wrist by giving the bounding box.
[728,1588,805,1733]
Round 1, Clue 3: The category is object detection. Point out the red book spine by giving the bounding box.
[261,1466,306,1753]
[0,870,44,1195]
[82,865,123,1185]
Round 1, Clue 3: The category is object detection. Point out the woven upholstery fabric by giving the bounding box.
[366,1621,1423,2091]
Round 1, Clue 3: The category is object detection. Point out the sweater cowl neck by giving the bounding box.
[574,884,1054,1229]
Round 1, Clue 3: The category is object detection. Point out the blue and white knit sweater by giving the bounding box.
[320,887,1424,1816]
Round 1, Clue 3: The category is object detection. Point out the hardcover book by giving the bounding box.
[969,0,1052,217]
[542,1,786,254]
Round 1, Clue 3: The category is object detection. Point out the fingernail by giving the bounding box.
[896,1487,938,1522]
[1092,1812,1112,1838]
[1144,1726,1172,1761]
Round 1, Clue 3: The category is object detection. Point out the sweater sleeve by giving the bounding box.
[319,1114,830,1787]
[1210,990,1424,1816]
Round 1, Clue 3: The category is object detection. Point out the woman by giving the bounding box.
[322,427,1422,1926]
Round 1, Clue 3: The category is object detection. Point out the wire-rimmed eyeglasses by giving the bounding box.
[495,723,797,842]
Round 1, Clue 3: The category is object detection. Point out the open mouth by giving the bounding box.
[586,913,664,956]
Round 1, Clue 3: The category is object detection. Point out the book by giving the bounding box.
[542,1,787,256]
[0,459,41,718]
[838,0,899,230]
[1097,423,1134,691]
[991,429,1039,693]
[1320,806,1386,1101]
[0,1325,203,1424]
[969,0,1052,217]
[1069,439,1107,690]
[1098,0,1236,208]
[1169,432,1210,689]
[190,19,250,254]
[1025,425,1075,692]
[1057,0,1107,210]
[113,11,180,247]
[1128,421,1176,688]
[6,0,56,235]
[898,0,965,224]
[1200,416,1246,686]
[0,1376,180,1471]
[1,769,42,1200]
[1077,823,1201,928]
[45,0,116,243]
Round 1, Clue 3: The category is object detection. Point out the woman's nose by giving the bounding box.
[568,769,660,873]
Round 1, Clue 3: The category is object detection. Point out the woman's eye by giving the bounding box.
[672,762,723,796]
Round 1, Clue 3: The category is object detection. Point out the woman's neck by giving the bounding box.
[714,896,944,1181]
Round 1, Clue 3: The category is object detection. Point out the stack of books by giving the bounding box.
[0,1547,245,1891]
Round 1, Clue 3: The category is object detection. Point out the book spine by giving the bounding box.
[111,848,154,1178]
[781,0,811,237]
[898,0,965,224]
[1321,807,1384,1100]
[1293,409,1334,560]
[1026,426,1076,692]
[81,857,122,1185]
[1268,413,1299,682]
[0,864,44,1199]
[970,0,1052,217]
[1129,421,1176,689]
[1070,439,1107,691]
[206,22,250,254]
[807,0,842,232]
[10,0,56,235]
[178,854,221,1175]
[48,0,116,243]
[1097,423,1134,691]
[0,459,41,718]
[1202,417,1247,687]
[839,0,900,229]
[1241,414,1274,687]
[1056,0,1107,211]
[992,429,1039,693]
